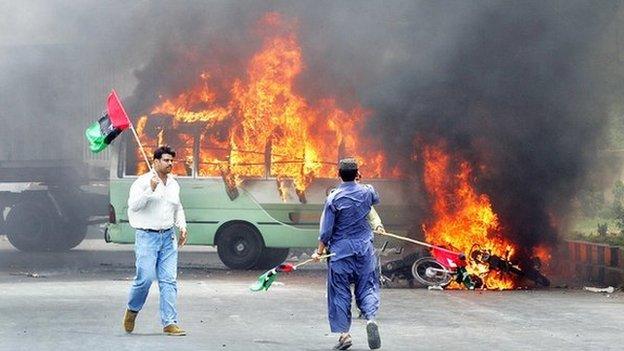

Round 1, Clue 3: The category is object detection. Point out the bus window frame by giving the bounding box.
[195,133,268,181]
[120,134,196,179]
[119,134,344,183]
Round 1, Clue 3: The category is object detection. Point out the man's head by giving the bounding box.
[338,157,358,182]
[153,145,176,174]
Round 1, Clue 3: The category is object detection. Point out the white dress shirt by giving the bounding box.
[127,172,187,230]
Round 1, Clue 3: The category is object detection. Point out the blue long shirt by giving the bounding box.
[319,181,380,261]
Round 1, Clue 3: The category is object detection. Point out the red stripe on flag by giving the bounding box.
[106,89,131,130]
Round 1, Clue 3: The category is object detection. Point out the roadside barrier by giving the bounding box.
[557,241,623,287]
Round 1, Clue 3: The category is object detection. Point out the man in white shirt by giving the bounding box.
[122,145,188,336]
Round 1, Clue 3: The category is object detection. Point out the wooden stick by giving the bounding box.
[374,230,461,256]
[293,253,335,269]
[129,124,154,174]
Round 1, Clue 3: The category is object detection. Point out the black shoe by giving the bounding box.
[333,334,352,350]
[367,321,381,349]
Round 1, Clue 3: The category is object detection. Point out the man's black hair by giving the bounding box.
[153,145,176,160]
[339,169,358,182]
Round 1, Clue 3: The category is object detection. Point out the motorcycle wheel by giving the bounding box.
[412,257,453,287]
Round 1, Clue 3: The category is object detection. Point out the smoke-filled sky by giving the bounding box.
[361,1,622,252]
[1,1,623,251]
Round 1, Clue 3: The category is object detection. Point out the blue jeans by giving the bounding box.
[127,228,179,327]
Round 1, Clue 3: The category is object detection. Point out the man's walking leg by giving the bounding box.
[354,256,381,349]
[125,231,158,333]
[158,231,185,336]
[328,259,354,350]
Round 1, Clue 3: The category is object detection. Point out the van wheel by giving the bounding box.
[216,223,263,270]
[254,247,290,270]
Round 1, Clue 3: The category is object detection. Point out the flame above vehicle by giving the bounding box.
[133,13,395,200]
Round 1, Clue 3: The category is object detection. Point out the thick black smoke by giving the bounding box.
[366,1,621,255]
[0,1,155,162]
[122,1,622,256]
[5,1,613,254]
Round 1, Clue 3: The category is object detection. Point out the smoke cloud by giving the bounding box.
[364,1,622,255]
[2,1,621,256]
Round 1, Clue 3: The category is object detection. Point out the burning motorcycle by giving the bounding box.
[468,244,550,287]
[377,241,481,289]
[376,231,550,289]
[411,246,483,289]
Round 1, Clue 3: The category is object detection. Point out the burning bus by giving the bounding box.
[103,13,410,270]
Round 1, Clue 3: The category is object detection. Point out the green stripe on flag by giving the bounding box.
[85,121,107,153]
[249,269,279,292]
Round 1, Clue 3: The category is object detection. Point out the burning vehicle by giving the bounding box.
[380,243,550,290]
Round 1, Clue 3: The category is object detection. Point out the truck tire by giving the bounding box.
[5,200,87,252]
[0,210,5,234]
[216,223,264,269]
[254,247,290,270]
[54,221,88,251]
[6,201,59,252]
[47,190,90,250]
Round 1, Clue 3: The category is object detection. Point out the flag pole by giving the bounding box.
[374,230,461,255]
[293,253,335,269]
[129,124,154,174]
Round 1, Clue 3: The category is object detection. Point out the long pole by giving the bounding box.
[374,230,461,256]
[293,253,335,269]
[129,124,154,174]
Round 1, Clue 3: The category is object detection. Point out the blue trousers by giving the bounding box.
[127,229,179,327]
[327,253,380,333]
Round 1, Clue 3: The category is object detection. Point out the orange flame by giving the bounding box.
[532,245,552,265]
[422,143,516,290]
[132,13,395,197]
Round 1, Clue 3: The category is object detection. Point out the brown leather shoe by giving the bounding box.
[123,309,138,333]
[163,324,187,336]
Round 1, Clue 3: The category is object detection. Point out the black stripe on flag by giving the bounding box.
[98,113,123,145]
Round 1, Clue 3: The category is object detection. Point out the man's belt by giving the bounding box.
[139,227,173,233]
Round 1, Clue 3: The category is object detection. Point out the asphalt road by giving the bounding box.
[0,233,623,351]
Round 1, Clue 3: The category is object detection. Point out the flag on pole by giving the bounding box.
[85,90,131,153]
[249,263,295,292]
[249,253,334,292]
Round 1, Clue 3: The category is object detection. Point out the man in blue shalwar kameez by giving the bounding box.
[312,158,382,350]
